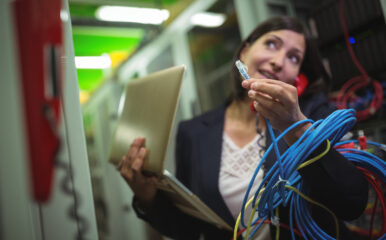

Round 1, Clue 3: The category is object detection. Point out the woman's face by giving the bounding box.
[240,29,306,85]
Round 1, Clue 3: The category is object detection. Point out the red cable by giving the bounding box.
[370,194,378,240]
[357,167,386,236]
[362,170,385,233]
[338,76,383,120]
[338,0,368,80]
[336,0,384,121]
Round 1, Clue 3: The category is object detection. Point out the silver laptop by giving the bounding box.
[109,65,231,231]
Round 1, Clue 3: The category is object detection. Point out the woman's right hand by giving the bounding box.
[118,137,158,208]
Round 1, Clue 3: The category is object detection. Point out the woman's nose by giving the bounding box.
[270,51,286,72]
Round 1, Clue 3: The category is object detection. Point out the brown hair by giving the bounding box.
[230,16,330,101]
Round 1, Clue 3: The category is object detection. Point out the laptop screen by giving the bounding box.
[109,65,185,175]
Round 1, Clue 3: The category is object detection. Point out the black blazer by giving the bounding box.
[134,92,368,239]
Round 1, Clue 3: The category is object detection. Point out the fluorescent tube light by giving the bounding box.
[75,55,112,69]
[190,12,226,28]
[96,6,169,25]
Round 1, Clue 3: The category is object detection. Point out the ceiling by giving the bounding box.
[68,0,193,101]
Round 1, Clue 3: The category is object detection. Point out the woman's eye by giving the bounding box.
[289,55,300,64]
[266,40,276,49]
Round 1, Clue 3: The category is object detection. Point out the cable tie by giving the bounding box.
[271,215,280,227]
[341,131,353,141]
[358,130,367,150]
[380,144,386,152]
[273,175,289,188]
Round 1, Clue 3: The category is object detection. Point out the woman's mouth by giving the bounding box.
[259,70,278,80]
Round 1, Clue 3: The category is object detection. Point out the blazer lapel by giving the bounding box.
[197,104,235,226]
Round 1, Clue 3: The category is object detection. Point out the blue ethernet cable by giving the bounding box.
[235,60,385,239]
[235,60,250,80]
[248,109,359,239]
[235,60,289,227]
[246,109,385,240]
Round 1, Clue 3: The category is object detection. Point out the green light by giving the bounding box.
[72,26,144,92]
[72,27,144,56]
[77,69,104,92]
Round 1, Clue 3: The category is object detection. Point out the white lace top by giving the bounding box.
[219,132,271,240]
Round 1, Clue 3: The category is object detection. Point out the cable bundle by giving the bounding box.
[335,141,386,183]
[234,109,386,240]
[336,75,384,122]
[336,140,386,238]
[336,0,384,121]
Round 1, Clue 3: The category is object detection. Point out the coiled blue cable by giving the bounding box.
[240,109,385,240]
[234,60,385,239]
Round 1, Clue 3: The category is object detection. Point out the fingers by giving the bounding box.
[117,138,158,203]
[132,148,146,172]
[251,95,282,121]
[119,155,134,181]
[127,137,145,158]
[247,86,288,118]
[242,78,287,89]
[250,92,285,116]
[124,137,145,170]
[244,79,297,104]
[119,138,147,183]
[243,78,305,132]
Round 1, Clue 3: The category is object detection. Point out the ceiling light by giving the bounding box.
[75,55,112,69]
[190,12,226,28]
[96,6,169,25]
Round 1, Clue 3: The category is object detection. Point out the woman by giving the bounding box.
[118,16,368,239]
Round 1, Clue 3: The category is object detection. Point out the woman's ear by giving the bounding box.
[239,43,250,62]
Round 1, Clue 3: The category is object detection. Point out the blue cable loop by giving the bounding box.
[239,108,386,240]
[233,61,385,239]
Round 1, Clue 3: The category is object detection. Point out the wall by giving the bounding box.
[0,0,98,239]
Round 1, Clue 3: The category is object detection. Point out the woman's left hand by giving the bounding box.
[242,78,307,133]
